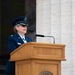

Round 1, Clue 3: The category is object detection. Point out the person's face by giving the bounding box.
[16,25,27,34]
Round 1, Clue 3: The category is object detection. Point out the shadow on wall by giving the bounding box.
[0,0,36,74]
[1,0,36,55]
[25,0,36,41]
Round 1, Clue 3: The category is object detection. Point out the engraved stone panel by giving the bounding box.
[39,71,53,75]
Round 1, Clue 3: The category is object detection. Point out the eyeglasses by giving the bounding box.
[21,25,28,27]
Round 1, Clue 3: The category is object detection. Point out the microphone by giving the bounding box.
[36,34,44,37]
[36,34,55,44]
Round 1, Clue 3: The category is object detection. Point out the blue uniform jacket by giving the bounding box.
[6,33,32,75]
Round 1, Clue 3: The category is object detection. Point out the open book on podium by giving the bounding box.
[10,42,66,75]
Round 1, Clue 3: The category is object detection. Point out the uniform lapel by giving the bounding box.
[16,33,24,44]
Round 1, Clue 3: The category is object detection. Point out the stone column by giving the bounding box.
[61,0,73,75]
[36,0,61,43]
[36,0,75,75]
[51,0,61,43]
[36,0,51,43]
[72,0,75,74]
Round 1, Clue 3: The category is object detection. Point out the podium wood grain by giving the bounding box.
[10,42,66,75]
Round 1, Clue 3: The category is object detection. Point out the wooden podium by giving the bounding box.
[10,42,66,75]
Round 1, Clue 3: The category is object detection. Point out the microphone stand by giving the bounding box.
[44,36,55,44]
[36,34,55,44]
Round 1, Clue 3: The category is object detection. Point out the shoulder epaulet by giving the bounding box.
[10,35,13,37]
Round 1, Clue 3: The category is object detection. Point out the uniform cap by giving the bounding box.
[12,16,28,26]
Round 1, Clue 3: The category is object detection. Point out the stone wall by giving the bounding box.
[36,0,75,75]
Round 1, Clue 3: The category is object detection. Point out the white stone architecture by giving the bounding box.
[36,0,75,75]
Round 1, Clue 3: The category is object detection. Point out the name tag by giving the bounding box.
[17,43,22,45]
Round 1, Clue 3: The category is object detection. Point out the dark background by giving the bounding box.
[0,0,36,65]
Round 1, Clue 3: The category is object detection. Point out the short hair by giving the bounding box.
[13,24,20,33]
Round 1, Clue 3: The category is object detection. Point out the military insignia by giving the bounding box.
[24,17,27,22]
[39,71,53,75]
[17,43,22,45]
[10,35,13,37]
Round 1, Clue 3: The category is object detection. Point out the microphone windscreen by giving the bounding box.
[36,34,44,37]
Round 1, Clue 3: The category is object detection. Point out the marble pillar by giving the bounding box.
[36,0,75,75]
